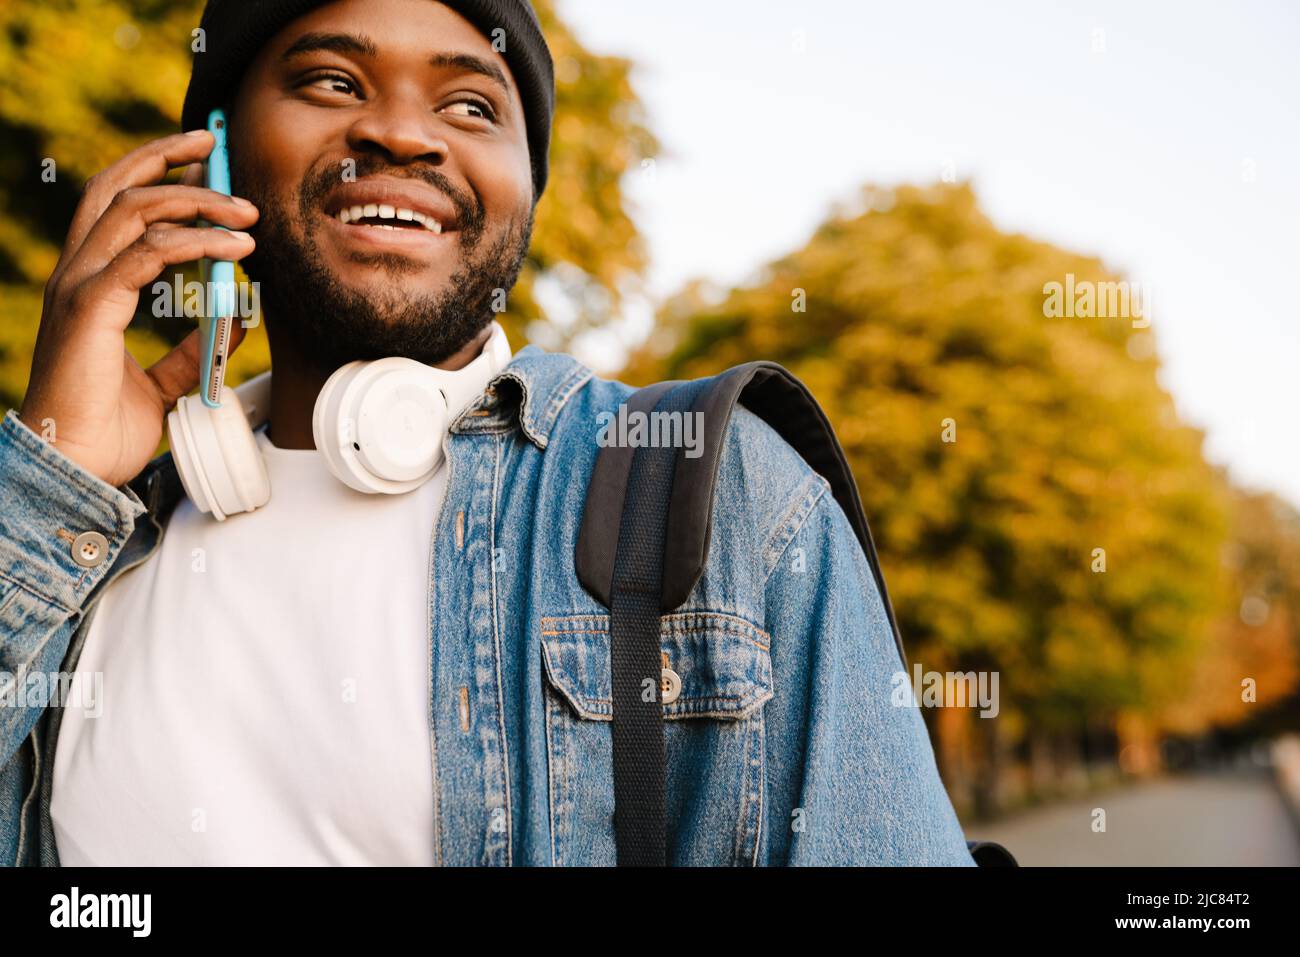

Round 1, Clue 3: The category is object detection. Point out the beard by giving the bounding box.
[234,152,533,373]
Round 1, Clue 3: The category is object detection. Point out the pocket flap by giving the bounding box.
[541,612,774,721]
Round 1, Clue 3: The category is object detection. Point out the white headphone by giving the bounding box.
[166,321,512,521]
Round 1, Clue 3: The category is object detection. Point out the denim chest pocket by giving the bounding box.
[540,611,773,866]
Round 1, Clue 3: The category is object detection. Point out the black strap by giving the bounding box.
[966,840,1019,866]
[576,363,911,867]
[605,380,709,866]
[127,451,187,524]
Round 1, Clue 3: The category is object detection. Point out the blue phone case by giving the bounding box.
[199,108,236,409]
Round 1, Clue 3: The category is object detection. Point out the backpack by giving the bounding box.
[574,361,1017,867]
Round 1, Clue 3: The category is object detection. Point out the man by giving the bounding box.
[0,0,975,865]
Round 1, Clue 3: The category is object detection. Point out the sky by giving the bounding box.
[556,0,1300,507]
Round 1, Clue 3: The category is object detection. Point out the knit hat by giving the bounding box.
[181,0,555,200]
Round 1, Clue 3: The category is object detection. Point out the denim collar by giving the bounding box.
[451,344,593,450]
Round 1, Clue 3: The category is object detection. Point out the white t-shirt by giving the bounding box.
[51,367,490,865]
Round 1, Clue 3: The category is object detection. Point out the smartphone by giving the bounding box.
[199,108,236,408]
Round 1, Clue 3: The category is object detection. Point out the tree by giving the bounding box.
[1162,486,1300,734]
[624,182,1239,772]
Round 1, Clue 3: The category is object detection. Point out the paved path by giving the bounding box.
[964,772,1300,866]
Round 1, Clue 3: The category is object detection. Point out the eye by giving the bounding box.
[441,97,496,122]
[301,71,359,97]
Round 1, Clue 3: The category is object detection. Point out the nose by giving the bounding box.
[344,93,450,167]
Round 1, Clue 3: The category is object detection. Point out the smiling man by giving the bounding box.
[214,0,545,448]
[0,0,980,867]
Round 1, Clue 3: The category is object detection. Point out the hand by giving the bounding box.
[18,130,260,488]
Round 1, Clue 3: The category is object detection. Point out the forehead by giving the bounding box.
[257,0,519,94]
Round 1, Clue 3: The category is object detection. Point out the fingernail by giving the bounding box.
[231,196,253,207]
[185,129,208,137]
[229,230,252,240]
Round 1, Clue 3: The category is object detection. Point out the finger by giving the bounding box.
[72,226,256,333]
[60,130,216,270]
[226,318,249,355]
[60,185,259,289]
[179,162,205,188]
[146,319,253,413]
[143,328,204,411]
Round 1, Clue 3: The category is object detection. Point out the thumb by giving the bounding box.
[144,328,202,411]
[145,321,252,412]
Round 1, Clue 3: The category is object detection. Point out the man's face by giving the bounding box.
[228,0,536,370]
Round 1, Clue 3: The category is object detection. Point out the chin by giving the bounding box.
[335,269,451,300]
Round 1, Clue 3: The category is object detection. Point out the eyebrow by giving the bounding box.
[281,31,510,95]
[429,51,509,95]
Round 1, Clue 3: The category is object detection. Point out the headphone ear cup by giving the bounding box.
[312,360,366,492]
[167,387,270,521]
[313,358,449,495]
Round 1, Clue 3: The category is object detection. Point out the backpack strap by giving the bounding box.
[584,377,710,866]
[575,362,913,867]
[127,451,187,525]
[575,363,1018,868]
[577,361,906,664]
[966,839,1019,866]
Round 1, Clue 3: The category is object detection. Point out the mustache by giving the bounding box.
[297,155,485,239]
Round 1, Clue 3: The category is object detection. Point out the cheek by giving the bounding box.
[469,141,534,216]
[228,105,317,211]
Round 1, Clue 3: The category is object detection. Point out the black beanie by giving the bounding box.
[181,0,555,200]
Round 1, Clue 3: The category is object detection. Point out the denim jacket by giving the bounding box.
[0,345,975,866]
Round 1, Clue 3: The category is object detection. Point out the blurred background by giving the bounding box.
[2,0,1297,864]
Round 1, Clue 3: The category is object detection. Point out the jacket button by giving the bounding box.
[71,531,109,568]
[660,667,682,705]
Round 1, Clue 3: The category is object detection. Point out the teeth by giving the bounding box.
[412,211,443,234]
[334,203,444,232]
